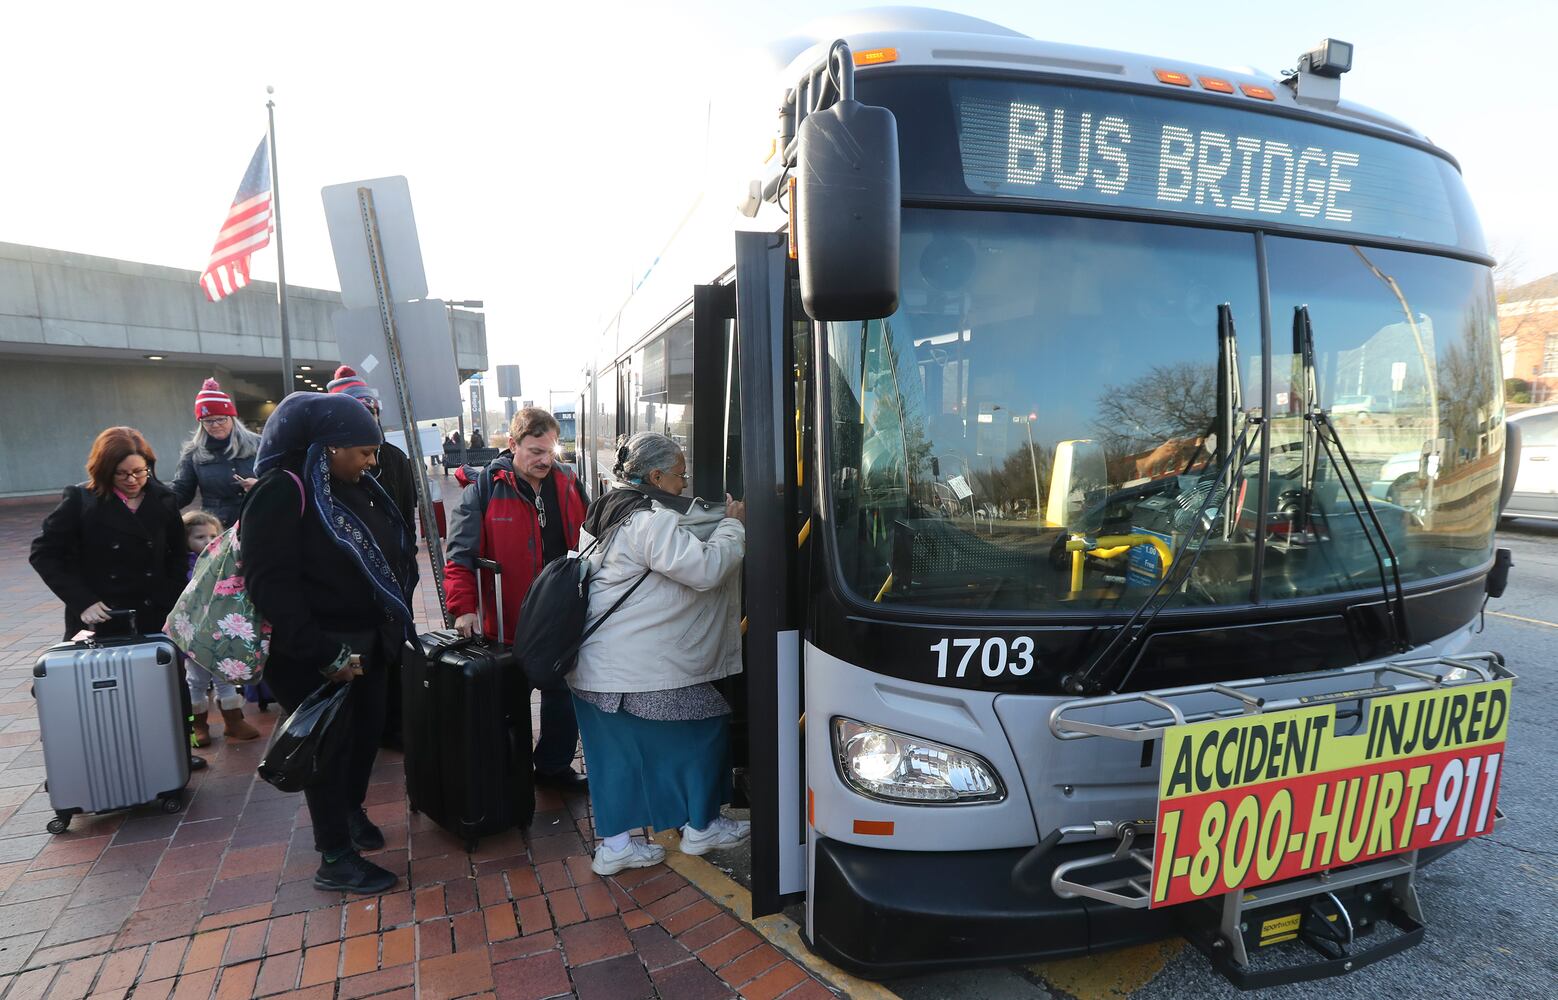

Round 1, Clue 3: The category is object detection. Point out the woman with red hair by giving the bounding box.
[31,427,189,640]
[31,427,207,772]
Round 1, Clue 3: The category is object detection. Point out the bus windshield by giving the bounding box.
[824,208,1501,613]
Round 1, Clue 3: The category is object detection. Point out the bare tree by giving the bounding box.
[1094,362,1217,455]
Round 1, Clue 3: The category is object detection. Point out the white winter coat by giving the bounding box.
[569,495,744,693]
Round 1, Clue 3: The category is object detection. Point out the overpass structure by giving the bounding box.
[0,242,487,496]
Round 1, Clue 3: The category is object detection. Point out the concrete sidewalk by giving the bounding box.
[0,497,839,1000]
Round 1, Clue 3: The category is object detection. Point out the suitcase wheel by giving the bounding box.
[46,815,69,835]
[159,796,183,815]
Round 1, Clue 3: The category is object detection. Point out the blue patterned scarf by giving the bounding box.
[257,393,419,641]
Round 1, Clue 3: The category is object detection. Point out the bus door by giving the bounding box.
[731,231,808,917]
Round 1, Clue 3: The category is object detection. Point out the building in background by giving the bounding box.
[0,242,487,497]
[1499,272,1558,408]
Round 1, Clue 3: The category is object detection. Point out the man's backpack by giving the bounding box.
[515,494,651,688]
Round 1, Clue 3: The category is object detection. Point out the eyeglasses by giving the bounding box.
[115,468,150,481]
[200,416,232,426]
[657,470,690,483]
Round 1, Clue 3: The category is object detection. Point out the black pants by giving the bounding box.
[269,661,388,855]
[533,685,579,774]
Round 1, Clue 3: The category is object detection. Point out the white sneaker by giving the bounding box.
[591,838,667,876]
[680,816,751,856]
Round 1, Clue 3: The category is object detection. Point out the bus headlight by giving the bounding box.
[833,718,1005,804]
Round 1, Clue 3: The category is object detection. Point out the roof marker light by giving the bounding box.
[1154,69,1192,86]
[1240,83,1277,100]
[1198,76,1235,94]
[853,47,898,66]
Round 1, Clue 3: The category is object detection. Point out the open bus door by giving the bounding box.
[691,232,808,919]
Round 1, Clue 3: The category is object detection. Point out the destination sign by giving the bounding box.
[953,79,1477,249]
[1148,680,1509,908]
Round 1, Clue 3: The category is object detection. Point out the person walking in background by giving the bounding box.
[170,378,258,527]
[570,432,748,875]
[240,392,418,894]
[181,510,260,746]
[29,426,208,771]
[327,364,416,749]
[444,407,589,791]
[468,428,486,450]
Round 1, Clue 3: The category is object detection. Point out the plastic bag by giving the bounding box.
[257,682,352,792]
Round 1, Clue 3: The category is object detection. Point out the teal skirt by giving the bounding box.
[571,695,732,837]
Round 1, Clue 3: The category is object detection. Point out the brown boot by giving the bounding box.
[221,706,261,741]
[192,708,212,748]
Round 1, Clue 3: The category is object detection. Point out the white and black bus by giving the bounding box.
[577,9,1518,988]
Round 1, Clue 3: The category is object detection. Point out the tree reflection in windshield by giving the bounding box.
[828,210,1264,611]
[825,209,1501,613]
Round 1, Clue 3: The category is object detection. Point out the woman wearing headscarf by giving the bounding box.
[241,392,418,894]
[570,432,748,876]
[169,378,259,527]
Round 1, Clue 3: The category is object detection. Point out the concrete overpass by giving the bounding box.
[0,242,486,496]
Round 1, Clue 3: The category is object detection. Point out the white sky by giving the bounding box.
[4,0,1554,402]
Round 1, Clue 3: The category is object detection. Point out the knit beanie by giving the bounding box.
[327,365,381,408]
[194,378,238,419]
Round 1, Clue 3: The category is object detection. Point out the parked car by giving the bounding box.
[1505,404,1558,521]
[1331,394,1378,415]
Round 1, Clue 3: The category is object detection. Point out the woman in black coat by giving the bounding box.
[30,427,188,641]
[169,378,259,527]
[30,426,207,773]
[241,392,418,895]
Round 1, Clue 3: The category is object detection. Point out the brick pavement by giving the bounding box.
[0,497,840,1000]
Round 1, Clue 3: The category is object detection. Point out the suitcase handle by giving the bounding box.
[473,558,506,647]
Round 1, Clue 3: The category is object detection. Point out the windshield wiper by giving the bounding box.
[1294,305,1412,653]
[1063,305,1253,696]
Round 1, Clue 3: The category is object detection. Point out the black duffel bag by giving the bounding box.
[515,495,650,688]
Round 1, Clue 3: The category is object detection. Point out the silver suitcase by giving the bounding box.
[33,635,189,833]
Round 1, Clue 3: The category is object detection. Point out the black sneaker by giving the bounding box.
[314,851,396,894]
[348,811,385,852]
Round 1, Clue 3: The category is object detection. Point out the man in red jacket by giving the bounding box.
[444,408,589,791]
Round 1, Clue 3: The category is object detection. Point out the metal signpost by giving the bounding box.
[349,185,449,625]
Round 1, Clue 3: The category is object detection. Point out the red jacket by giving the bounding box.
[443,454,587,642]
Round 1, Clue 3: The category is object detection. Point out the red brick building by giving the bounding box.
[1499,272,1558,407]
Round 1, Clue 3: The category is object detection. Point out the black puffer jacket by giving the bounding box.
[30,478,189,640]
[170,444,256,526]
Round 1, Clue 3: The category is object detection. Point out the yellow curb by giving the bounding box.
[1027,938,1182,999]
[650,830,902,1000]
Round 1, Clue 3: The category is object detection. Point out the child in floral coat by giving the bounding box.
[181,511,260,745]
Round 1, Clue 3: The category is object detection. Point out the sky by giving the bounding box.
[3,0,1554,404]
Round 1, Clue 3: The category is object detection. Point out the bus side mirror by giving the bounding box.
[1498,419,1521,515]
[795,99,901,321]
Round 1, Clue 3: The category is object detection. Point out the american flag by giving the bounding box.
[200,138,272,302]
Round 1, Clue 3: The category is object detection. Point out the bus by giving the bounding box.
[577,9,1517,987]
[553,402,578,463]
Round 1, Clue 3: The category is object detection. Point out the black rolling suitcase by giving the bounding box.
[405,558,534,851]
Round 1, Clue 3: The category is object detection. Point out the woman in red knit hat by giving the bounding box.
[170,378,259,528]
[169,377,263,745]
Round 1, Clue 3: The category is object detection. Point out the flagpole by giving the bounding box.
[266,86,294,398]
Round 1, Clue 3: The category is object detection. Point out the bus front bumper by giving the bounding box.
[808,836,1177,979]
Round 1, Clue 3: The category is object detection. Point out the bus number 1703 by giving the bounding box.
[931,637,1036,679]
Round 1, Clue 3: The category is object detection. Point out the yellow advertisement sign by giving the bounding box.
[1150,681,1510,907]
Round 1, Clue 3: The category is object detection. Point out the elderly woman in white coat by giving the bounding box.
[570,432,749,876]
